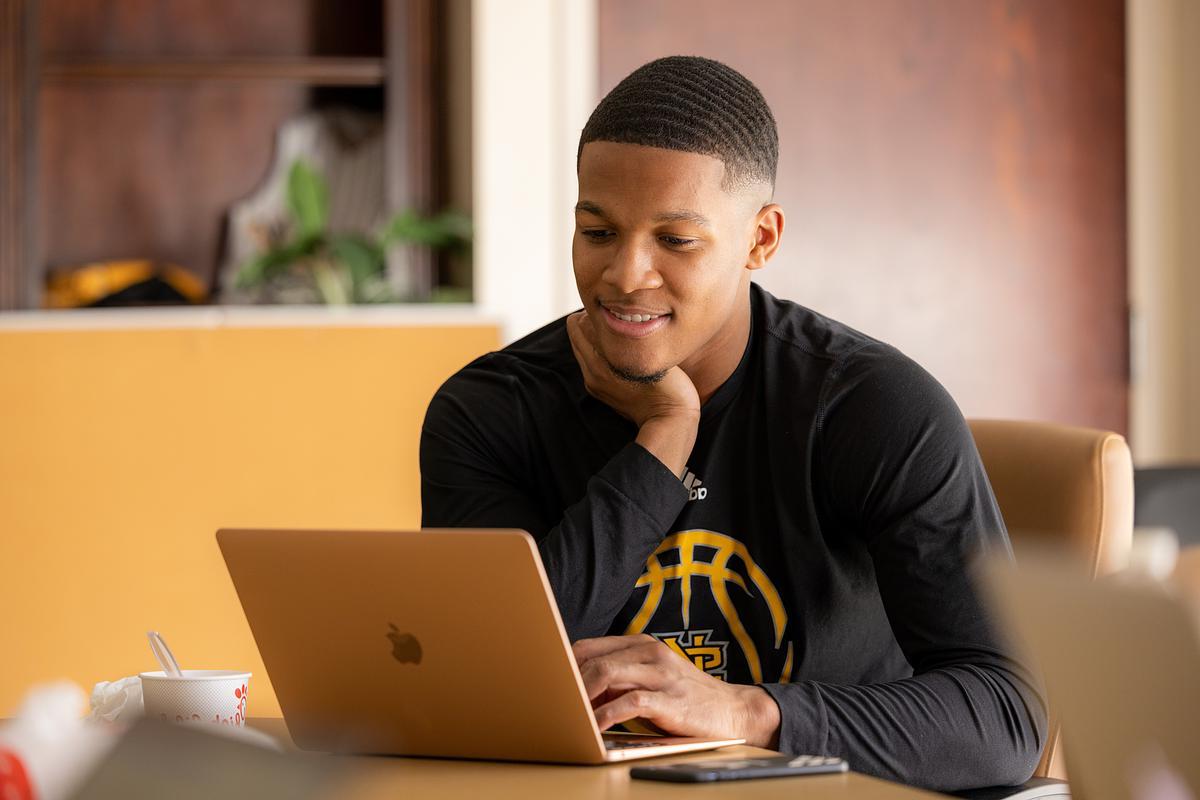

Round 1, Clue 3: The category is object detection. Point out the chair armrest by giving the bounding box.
[948,777,1070,800]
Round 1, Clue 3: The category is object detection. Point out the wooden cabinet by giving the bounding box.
[0,0,450,309]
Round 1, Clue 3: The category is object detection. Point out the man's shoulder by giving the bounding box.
[753,283,895,369]
[751,284,949,410]
[431,314,578,405]
[503,313,577,368]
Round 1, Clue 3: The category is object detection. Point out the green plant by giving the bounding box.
[235,160,472,304]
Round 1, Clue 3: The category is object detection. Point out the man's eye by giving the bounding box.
[660,236,697,247]
[581,230,613,241]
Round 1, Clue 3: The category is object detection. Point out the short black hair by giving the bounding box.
[578,55,778,191]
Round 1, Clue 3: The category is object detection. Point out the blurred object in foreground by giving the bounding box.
[1136,467,1200,548]
[0,682,116,800]
[71,717,344,800]
[980,553,1200,800]
[1128,526,1181,580]
[44,260,207,309]
[1171,547,1200,610]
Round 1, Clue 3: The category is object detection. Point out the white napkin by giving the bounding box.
[88,676,144,723]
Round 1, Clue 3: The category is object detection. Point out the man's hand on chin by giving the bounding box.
[572,634,782,749]
[567,311,700,478]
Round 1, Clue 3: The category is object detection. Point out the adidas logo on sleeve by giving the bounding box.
[682,468,707,502]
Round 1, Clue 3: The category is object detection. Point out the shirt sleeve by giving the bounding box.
[419,364,689,640]
[759,345,1049,792]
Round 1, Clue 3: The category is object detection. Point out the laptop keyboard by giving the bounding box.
[604,739,666,750]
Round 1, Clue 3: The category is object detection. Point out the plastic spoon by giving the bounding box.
[146,630,183,677]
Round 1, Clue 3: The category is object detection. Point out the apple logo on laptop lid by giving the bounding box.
[387,623,422,665]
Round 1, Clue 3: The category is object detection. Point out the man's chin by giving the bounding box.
[605,359,669,385]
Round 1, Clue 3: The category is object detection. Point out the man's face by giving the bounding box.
[573,142,765,382]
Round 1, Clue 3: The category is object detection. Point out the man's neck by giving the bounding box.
[680,290,752,407]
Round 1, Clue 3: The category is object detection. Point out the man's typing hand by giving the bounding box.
[572,634,782,749]
[567,312,699,478]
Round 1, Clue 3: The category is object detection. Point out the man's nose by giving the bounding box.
[601,240,663,295]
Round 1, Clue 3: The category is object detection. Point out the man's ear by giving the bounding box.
[746,203,784,271]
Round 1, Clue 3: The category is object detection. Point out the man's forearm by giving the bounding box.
[760,664,1045,791]
[536,442,690,639]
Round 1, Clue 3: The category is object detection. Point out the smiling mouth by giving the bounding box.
[598,302,671,338]
[607,309,665,323]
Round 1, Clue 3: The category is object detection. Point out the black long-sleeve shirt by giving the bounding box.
[420,284,1047,791]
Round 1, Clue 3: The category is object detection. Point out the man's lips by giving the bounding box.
[598,302,671,338]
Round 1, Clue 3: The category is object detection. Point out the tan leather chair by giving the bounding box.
[967,419,1134,780]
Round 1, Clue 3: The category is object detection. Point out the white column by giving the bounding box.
[1128,0,1200,463]
[472,0,598,344]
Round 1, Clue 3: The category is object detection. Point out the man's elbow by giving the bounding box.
[959,705,1048,790]
[985,740,1043,789]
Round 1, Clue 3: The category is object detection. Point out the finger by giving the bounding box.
[592,689,667,732]
[569,310,607,365]
[566,310,584,335]
[572,634,655,666]
[566,311,594,349]
[579,659,670,702]
[575,309,601,348]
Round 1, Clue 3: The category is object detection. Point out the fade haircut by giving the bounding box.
[578,55,779,192]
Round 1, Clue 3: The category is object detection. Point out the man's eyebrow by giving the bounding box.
[574,202,711,229]
[574,201,607,218]
[653,210,711,228]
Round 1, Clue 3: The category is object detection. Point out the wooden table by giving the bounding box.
[249,719,946,800]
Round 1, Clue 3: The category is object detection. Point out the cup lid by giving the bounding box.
[139,669,251,681]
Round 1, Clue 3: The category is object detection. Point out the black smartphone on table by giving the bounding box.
[630,754,848,783]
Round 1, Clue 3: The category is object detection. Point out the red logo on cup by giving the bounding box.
[234,683,248,723]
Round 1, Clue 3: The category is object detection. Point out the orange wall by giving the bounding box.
[0,322,499,717]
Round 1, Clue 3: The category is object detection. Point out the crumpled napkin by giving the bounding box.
[88,676,143,723]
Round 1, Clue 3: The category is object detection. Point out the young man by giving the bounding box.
[420,56,1046,791]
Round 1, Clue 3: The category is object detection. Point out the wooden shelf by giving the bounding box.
[0,0,450,309]
[41,57,387,86]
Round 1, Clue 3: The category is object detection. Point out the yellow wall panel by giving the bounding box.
[0,322,499,717]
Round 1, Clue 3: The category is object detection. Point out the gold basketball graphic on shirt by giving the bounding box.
[624,529,794,684]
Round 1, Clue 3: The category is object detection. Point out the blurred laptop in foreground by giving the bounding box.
[982,551,1200,800]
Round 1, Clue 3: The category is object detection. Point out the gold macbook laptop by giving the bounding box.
[217,528,744,763]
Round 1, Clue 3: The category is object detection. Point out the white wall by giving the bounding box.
[471,0,597,343]
[1129,0,1200,464]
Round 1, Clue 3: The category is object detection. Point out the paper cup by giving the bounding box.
[139,670,251,727]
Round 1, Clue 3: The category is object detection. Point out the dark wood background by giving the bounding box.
[0,0,446,307]
[36,0,383,295]
[598,0,1128,434]
[0,0,38,309]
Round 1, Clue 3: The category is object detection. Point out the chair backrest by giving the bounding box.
[967,418,1134,780]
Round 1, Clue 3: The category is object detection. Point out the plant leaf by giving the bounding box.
[234,233,323,289]
[329,233,385,295]
[356,275,398,304]
[381,209,473,251]
[428,285,472,304]
[287,161,329,238]
[432,210,473,244]
[312,258,351,306]
[380,210,422,247]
